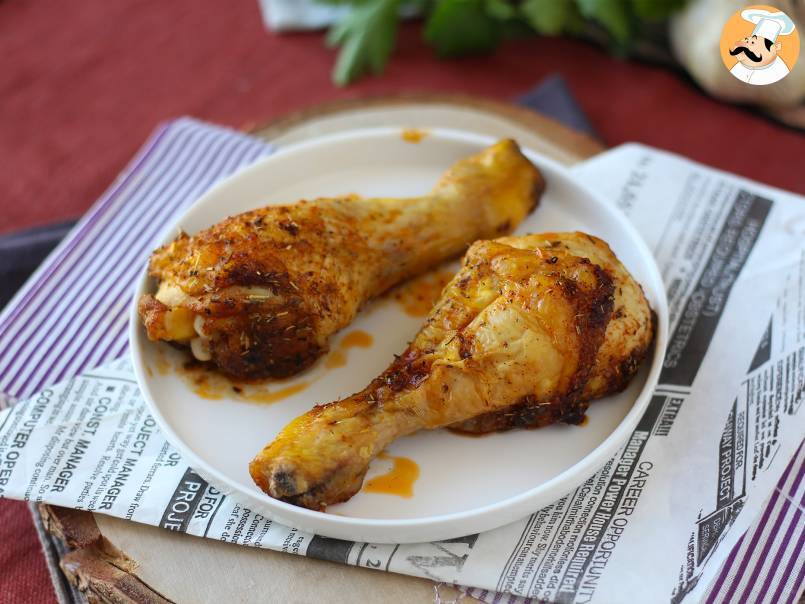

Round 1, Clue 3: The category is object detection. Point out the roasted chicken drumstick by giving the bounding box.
[251,232,635,510]
[139,140,543,379]
[451,232,654,434]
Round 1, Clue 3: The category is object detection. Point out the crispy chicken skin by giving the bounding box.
[139,140,543,379]
[250,233,616,509]
[451,231,654,434]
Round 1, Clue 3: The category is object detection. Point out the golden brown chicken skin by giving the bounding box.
[139,140,543,379]
[250,234,615,509]
[451,232,654,434]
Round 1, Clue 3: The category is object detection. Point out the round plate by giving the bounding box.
[130,127,668,544]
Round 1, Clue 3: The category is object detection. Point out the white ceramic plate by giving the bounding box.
[130,127,668,544]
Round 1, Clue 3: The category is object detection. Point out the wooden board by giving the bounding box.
[253,93,603,164]
[42,93,604,603]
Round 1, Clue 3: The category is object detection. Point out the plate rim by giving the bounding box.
[129,126,669,543]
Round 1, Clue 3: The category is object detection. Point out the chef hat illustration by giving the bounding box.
[741,8,796,43]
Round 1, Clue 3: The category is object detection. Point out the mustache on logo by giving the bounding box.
[730,46,763,62]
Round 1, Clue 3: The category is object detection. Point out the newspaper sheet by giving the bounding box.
[0,144,802,603]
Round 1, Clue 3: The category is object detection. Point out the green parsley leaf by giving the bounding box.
[484,0,517,21]
[424,0,502,57]
[576,0,632,45]
[317,0,376,4]
[521,0,575,35]
[630,0,687,21]
[325,0,401,85]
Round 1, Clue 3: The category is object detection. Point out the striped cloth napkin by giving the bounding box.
[0,118,801,604]
[0,120,271,405]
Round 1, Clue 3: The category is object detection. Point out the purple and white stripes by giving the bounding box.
[0,118,273,405]
[703,442,805,604]
[0,118,801,603]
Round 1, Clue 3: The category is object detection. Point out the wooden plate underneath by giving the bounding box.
[253,93,603,164]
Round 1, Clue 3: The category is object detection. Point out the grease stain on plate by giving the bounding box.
[236,382,310,403]
[160,355,311,405]
[340,329,373,349]
[325,329,374,368]
[387,269,455,317]
[363,452,420,498]
[325,350,347,369]
[401,128,427,143]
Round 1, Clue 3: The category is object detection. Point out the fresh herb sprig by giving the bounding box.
[317,0,686,85]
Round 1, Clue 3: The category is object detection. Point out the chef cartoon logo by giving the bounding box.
[720,5,799,85]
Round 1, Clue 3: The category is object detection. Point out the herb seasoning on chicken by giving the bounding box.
[250,232,653,510]
[139,140,544,379]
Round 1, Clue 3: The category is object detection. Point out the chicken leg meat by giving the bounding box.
[250,232,646,510]
[450,232,654,434]
[139,140,543,379]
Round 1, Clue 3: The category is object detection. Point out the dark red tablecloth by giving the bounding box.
[1,1,804,601]
[0,501,57,602]
[3,0,805,239]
